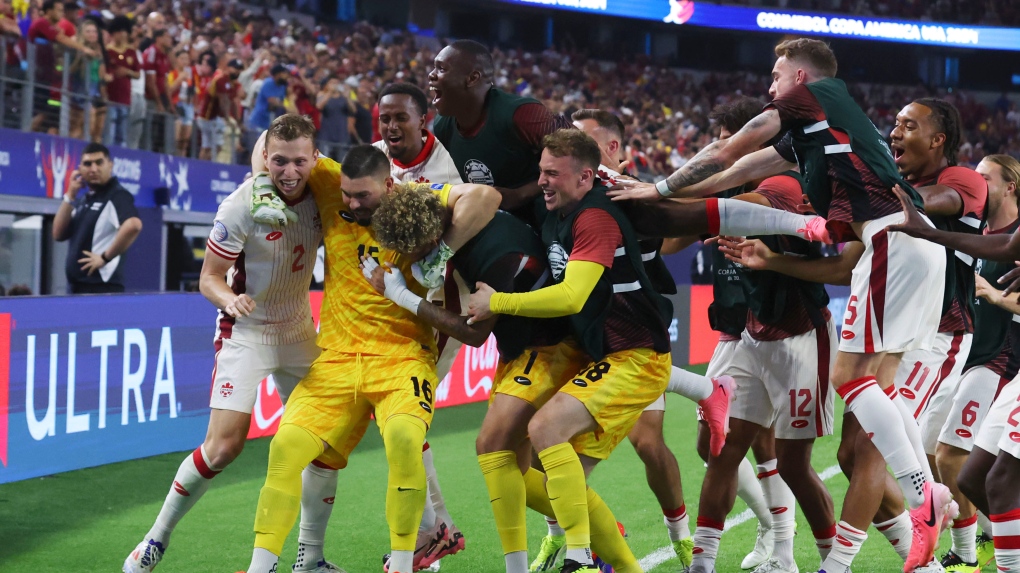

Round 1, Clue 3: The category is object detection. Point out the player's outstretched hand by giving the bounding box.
[467,282,496,325]
[998,263,1020,295]
[974,273,1004,305]
[607,179,665,202]
[717,237,774,270]
[250,172,299,226]
[886,184,932,237]
[224,293,256,318]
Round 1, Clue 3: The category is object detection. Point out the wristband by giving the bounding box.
[63,194,74,204]
[101,252,112,263]
[392,288,423,315]
[655,179,672,197]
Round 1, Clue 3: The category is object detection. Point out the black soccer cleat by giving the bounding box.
[559,559,599,573]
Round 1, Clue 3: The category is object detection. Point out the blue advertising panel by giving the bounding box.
[497,0,1020,51]
[0,293,219,483]
[0,128,249,213]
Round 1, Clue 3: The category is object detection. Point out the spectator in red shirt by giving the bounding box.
[143,29,174,113]
[197,57,242,161]
[56,1,77,38]
[104,15,140,146]
[27,0,95,132]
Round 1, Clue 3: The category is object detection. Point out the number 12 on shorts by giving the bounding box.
[411,376,434,413]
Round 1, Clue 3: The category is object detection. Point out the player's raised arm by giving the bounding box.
[442,183,502,251]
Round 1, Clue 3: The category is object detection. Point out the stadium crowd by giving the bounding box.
[2,0,1018,170]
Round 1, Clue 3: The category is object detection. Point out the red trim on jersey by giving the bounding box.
[757,469,780,479]
[813,525,837,539]
[696,516,725,531]
[281,187,310,207]
[914,332,964,418]
[953,515,979,529]
[207,239,239,261]
[869,229,889,350]
[815,323,831,437]
[837,376,878,405]
[706,198,721,236]
[393,130,437,170]
[192,447,220,479]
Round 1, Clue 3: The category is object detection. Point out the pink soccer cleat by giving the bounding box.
[699,376,735,458]
[904,482,956,572]
[418,523,465,569]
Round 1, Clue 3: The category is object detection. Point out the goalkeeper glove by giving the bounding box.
[251,172,299,226]
[361,257,422,314]
[411,240,455,289]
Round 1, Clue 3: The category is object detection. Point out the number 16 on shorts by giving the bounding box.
[411,376,434,413]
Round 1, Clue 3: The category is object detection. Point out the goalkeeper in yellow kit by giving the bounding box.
[243,143,501,573]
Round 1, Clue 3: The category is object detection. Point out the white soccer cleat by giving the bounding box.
[741,524,774,569]
[751,558,799,573]
[910,559,946,572]
[424,562,441,572]
[293,560,349,573]
[123,539,166,573]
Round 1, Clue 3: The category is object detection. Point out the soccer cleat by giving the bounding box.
[699,376,735,458]
[423,562,440,572]
[741,523,775,569]
[593,555,612,573]
[123,539,166,573]
[293,560,349,573]
[419,523,464,568]
[382,520,448,572]
[976,532,994,568]
[673,538,694,569]
[911,559,947,572]
[559,559,598,572]
[751,558,799,573]
[530,534,567,571]
[905,482,956,573]
[938,550,977,573]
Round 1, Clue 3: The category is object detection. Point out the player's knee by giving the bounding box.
[204,435,246,469]
[382,415,428,462]
[629,427,664,463]
[475,428,507,455]
[836,434,856,475]
[957,460,984,502]
[985,456,1015,497]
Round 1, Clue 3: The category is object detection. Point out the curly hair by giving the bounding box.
[372,183,447,255]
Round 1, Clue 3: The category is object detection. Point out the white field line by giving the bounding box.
[637,464,843,571]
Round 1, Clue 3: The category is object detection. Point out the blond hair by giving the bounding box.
[984,154,1020,190]
[775,38,837,78]
[372,183,446,255]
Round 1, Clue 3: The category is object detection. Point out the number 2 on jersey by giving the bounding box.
[292,245,305,273]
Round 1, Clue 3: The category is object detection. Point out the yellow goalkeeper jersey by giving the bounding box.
[307,157,451,358]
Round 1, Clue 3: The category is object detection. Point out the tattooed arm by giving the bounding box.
[608,110,785,202]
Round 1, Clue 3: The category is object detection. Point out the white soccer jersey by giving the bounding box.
[206,179,323,345]
[374,130,464,184]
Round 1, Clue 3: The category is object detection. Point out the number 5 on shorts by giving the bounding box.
[411,376,434,413]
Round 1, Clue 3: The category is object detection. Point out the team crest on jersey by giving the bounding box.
[463,159,494,185]
[430,183,445,190]
[212,221,228,242]
[340,210,356,223]
[548,242,569,280]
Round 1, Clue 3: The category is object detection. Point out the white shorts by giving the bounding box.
[209,337,321,413]
[890,331,972,453]
[727,319,837,440]
[974,376,1020,456]
[197,117,225,150]
[697,339,741,422]
[644,393,666,412]
[839,212,945,355]
[939,366,1014,452]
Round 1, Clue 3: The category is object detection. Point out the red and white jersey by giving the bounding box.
[374,130,463,184]
[206,179,323,346]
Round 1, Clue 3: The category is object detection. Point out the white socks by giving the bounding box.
[506,550,529,573]
[389,550,414,573]
[889,389,935,482]
[874,511,912,561]
[691,518,724,573]
[758,460,796,568]
[950,514,978,563]
[546,516,566,536]
[248,547,279,573]
[146,446,221,547]
[821,521,867,570]
[737,456,773,530]
[664,504,691,542]
[419,481,438,531]
[422,444,455,526]
[295,462,339,570]
[666,366,714,402]
[978,511,993,536]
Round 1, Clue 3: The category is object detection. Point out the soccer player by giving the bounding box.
[372,81,467,569]
[123,115,344,573]
[243,144,501,573]
[933,155,1020,572]
[570,107,737,571]
[429,39,572,224]
[610,39,955,573]
[468,129,675,573]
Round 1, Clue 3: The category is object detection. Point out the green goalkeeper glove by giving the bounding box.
[411,240,455,289]
[250,172,299,226]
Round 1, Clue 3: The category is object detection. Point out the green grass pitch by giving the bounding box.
[0,366,988,572]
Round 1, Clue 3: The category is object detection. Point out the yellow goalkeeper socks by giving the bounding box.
[479,450,528,554]
[587,487,641,573]
[254,423,324,554]
[382,414,428,553]
[538,443,591,554]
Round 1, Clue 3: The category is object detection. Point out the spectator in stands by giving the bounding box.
[168,48,195,156]
[53,143,143,294]
[28,0,96,132]
[197,57,242,162]
[6,284,31,296]
[316,76,354,160]
[139,11,166,52]
[143,29,174,115]
[57,1,77,38]
[351,77,374,143]
[126,19,148,149]
[68,17,108,142]
[104,15,138,147]
[248,64,289,134]
[0,0,21,38]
